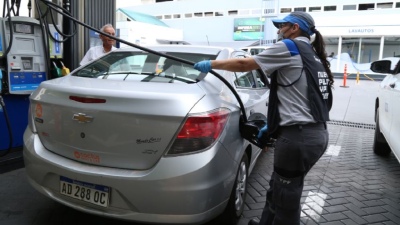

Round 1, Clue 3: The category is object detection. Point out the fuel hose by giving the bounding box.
[38,0,249,122]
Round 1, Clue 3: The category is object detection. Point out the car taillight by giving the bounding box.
[166,108,230,156]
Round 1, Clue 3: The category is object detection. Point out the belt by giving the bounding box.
[280,122,327,130]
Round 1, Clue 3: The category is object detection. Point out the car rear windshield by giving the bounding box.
[74,51,217,83]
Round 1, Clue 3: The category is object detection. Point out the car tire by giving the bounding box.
[218,153,249,225]
[373,108,391,156]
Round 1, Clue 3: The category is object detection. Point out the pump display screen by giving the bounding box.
[21,58,33,70]
[14,23,33,34]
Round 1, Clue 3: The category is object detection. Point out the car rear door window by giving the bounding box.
[233,54,269,89]
[235,71,257,88]
[74,52,216,83]
[252,69,269,88]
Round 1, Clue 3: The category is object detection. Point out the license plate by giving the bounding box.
[60,176,110,207]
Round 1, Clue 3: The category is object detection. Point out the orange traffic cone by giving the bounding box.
[340,64,349,88]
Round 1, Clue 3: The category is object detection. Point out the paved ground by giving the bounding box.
[245,124,400,225]
[1,79,399,225]
[329,78,380,124]
[243,79,400,225]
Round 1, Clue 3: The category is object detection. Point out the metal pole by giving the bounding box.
[62,0,72,69]
[357,38,362,64]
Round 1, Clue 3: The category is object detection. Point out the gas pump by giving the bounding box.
[2,17,47,94]
[0,16,47,157]
[0,0,70,160]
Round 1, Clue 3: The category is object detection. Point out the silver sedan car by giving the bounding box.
[23,45,270,224]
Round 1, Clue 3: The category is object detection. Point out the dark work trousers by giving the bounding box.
[259,122,329,225]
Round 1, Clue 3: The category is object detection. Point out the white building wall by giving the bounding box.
[123,0,277,48]
[123,0,400,46]
[117,21,183,47]
[164,17,247,47]
[121,0,400,73]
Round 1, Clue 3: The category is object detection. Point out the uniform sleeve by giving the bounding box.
[252,41,293,75]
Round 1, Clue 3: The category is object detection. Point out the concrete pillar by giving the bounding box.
[379,36,384,60]
[336,36,342,72]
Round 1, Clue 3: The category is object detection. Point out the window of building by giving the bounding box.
[155,0,172,2]
[204,12,213,17]
[359,3,375,10]
[343,5,357,10]
[264,8,275,14]
[324,37,339,59]
[396,2,400,8]
[360,38,383,63]
[384,37,400,58]
[294,7,306,12]
[156,15,162,19]
[341,37,359,62]
[252,9,262,14]
[215,11,224,16]
[280,8,292,13]
[184,13,192,18]
[240,9,250,15]
[309,6,322,12]
[377,2,393,8]
[164,15,172,19]
[194,12,203,17]
[173,14,181,19]
[340,37,382,63]
[228,10,238,16]
[324,5,336,11]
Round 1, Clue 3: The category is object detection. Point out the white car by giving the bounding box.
[371,57,400,162]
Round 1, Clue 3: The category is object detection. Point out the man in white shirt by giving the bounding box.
[80,24,117,66]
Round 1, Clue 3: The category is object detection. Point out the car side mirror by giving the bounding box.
[370,60,392,74]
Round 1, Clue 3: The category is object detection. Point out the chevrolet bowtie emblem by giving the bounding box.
[72,113,94,123]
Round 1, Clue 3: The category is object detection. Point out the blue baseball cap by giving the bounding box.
[272,11,315,36]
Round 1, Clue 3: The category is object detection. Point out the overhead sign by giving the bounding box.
[233,18,264,41]
[319,26,400,36]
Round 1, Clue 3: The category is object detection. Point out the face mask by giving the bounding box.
[277,30,286,41]
[277,24,291,41]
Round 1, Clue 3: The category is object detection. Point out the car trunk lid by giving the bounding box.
[31,76,205,170]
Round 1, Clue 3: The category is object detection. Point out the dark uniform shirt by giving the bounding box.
[253,36,315,126]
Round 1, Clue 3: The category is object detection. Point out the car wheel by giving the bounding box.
[219,153,249,225]
[373,108,391,156]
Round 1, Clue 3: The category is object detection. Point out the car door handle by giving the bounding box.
[389,83,396,88]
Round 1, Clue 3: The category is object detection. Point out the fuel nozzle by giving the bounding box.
[51,61,62,78]
[60,61,70,76]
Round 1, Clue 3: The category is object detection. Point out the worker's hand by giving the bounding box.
[194,60,212,73]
